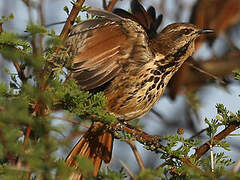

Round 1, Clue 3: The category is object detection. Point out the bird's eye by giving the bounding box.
[180,29,193,35]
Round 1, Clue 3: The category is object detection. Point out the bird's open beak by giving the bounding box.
[198,29,214,34]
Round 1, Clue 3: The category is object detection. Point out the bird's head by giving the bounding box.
[152,23,214,56]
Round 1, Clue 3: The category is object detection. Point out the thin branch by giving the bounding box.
[13,62,21,77]
[64,131,86,142]
[51,116,90,128]
[38,0,45,53]
[46,21,66,27]
[60,0,85,41]
[0,22,3,33]
[210,144,214,172]
[179,157,206,175]
[38,0,45,25]
[186,62,226,85]
[157,156,206,175]
[184,56,240,91]
[189,128,208,139]
[159,0,166,16]
[195,121,240,160]
[127,140,145,170]
[25,171,31,180]
[119,159,135,179]
[169,54,240,98]
[113,122,203,173]
[102,0,107,10]
[23,126,31,150]
[22,0,33,24]
[150,108,164,120]
[13,62,27,83]
[23,0,37,54]
[0,7,26,84]
[112,122,163,151]
[62,114,239,176]
[107,0,118,11]
[111,120,240,175]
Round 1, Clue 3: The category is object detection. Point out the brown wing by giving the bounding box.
[66,10,152,90]
[113,2,163,39]
[131,0,153,30]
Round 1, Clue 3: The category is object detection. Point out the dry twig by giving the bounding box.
[38,0,45,52]
[106,0,119,11]
[119,159,135,179]
[186,62,226,85]
[110,120,240,175]
[112,121,163,151]
[51,115,90,128]
[60,0,85,40]
[195,121,240,160]
[127,140,145,170]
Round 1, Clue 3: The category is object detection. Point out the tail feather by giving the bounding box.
[66,122,113,180]
[102,132,113,163]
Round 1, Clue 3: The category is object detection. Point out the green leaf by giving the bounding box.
[0,13,14,23]
[64,6,70,15]
[25,24,47,34]
[75,156,94,179]
[233,70,240,80]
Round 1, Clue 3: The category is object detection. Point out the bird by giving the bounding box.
[168,0,240,99]
[65,1,213,179]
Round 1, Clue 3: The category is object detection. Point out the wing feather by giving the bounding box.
[131,0,153,30]
[67,10,153,90]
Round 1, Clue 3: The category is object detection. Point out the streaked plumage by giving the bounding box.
[65,1,213,179]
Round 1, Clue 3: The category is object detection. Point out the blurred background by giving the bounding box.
[1,0,240,175]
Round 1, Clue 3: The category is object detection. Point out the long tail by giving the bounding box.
[66,122,113,180]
